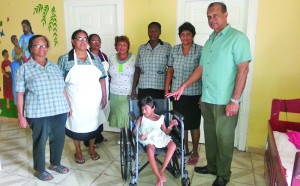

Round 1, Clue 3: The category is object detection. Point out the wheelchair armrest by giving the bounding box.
[129,111,138,122]
[170,110,184,121]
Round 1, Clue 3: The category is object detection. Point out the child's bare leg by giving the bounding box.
[160,141,176,182]
[147,145,163,185]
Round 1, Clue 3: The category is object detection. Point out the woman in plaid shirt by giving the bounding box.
[165,22,203,165]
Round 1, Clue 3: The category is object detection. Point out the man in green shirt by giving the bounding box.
[167,2,251,186]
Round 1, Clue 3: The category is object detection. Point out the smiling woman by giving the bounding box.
[58,29,108,164]
[15,35,71,181]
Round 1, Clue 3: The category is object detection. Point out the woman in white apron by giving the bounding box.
[58,30,107,164]
[84,33,109,146]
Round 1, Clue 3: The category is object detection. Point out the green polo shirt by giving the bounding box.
[200,24,252,105]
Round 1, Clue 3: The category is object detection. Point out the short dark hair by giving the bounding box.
[148,22,161,31]
[2,49,8,56]
[139,96,155,109]
[178,22,196,37]
[208,2,227,13]
[114,35,130,50]
[71,29,88,48]
[28,35,50,54]
[88,33,101,43]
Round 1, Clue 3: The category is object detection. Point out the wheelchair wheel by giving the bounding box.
[120,128,130,180]
[181,178,191,186]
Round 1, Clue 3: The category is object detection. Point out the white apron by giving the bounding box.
[65,51,107,133]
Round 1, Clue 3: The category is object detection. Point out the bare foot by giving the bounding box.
[155,179,163,186]
[160,170,166,183]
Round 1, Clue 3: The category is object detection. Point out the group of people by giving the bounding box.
[15,2,251,186]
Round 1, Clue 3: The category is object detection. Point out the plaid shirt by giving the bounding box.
[57,49,107,80]
[16,59,70,118]
[135,40,171,90]
[167,43,203,95]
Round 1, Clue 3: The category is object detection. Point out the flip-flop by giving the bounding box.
[89,151,100,160]
[49,165,69,174]
[34,171,54,181]
[187,156,199,165]
[74,153,85,164]
[103,138,109,143]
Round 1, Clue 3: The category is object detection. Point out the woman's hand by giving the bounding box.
[131,89,137,99]
[101,96,107,108]
[68,108,72,117]
[18,116,28,128]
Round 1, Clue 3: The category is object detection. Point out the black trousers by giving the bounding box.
[27,113,67,172]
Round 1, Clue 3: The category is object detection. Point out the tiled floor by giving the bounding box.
[0,117,266,186]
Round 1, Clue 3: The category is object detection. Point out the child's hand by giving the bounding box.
[139,134,147,141]
[169,119,178,128]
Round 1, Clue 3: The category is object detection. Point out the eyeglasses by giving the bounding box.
[91,40,101,44]
[32,44,48,49]
[75,37,88,42]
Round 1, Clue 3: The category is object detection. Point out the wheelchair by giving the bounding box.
[120,98,190,186]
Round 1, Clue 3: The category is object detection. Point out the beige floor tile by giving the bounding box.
[0,119,268,186]
[254,171,267,186]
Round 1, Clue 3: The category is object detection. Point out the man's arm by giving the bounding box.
[166,65,203,100]
[225,61,249,116]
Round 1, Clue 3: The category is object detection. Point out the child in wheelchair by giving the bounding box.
[133,96,178,186]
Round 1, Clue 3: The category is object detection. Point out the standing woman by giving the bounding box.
[165,22,202,165]
[58,29,107,164]
[85,33,109,146]
[108,36,136,130]
[16,35,70,181]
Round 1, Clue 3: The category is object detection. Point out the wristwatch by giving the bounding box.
[230,98,240,104]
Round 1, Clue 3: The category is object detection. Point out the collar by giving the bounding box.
[210,24,231,39]
[68,49,95,61]
[145,39,164,46]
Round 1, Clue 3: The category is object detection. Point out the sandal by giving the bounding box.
[187,155,199,165]
[49,165,69,174]
[34,171,54,181]
[74,153,85,164]
[103,138,109,143]
[89,151,100,160]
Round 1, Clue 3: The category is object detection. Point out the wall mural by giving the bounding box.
[0,4,59,118]
[33,4,58,46]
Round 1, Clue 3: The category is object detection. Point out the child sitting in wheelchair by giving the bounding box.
[134,96,178,186]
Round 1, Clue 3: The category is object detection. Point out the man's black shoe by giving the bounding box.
[212,176,228,186]
[194,166,216,175]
